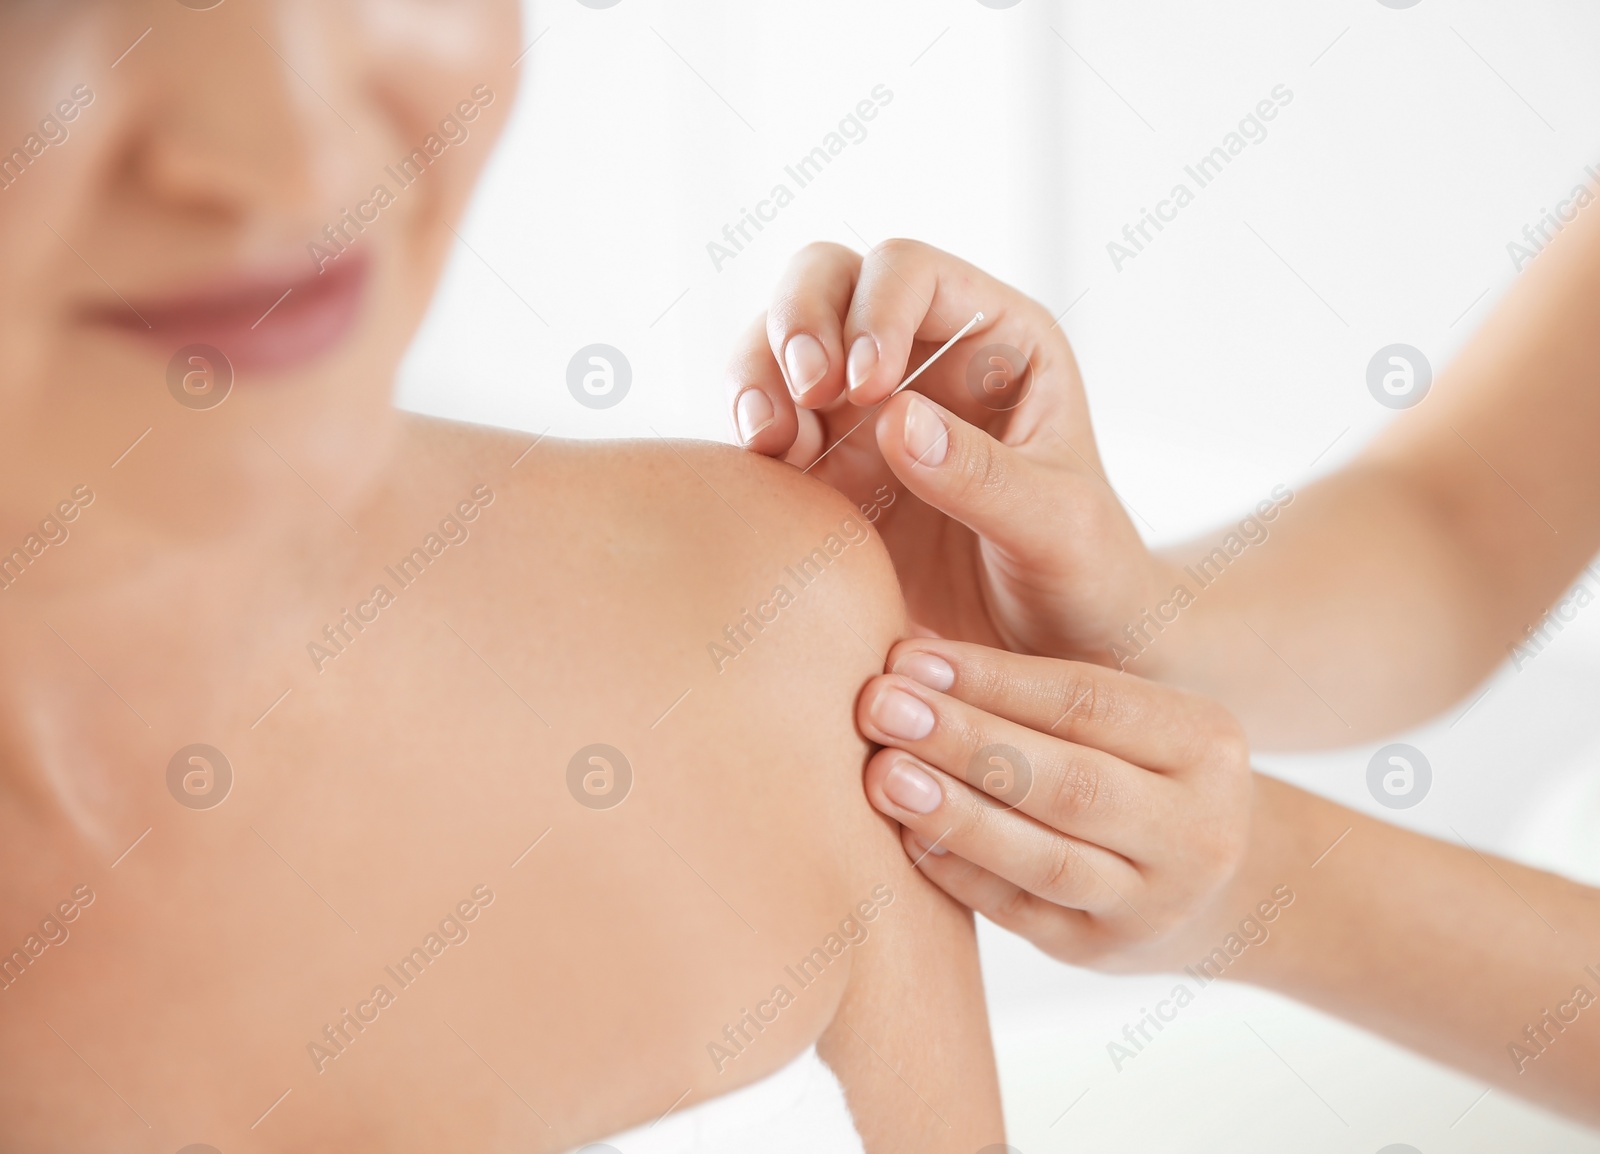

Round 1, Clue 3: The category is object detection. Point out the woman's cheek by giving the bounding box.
[0,7,110,131]
[353,0,518,208]
[0,150,78,385]
[366,3,519,159]
[0,20,116,303]
[0,107,119,383]
[357,0,518,72]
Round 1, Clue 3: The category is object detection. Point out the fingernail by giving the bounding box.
[734,388,775,445]
[884,758,942,815]
[783,334,829,398]
[894,652,954,692]
[846,334,879,394]
[871,686,935,741]
[903,395,948,467]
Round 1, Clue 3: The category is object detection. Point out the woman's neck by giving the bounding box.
[0,410,411,845]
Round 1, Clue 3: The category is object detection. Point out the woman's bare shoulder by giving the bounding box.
[381,421,917,903]
[373,419,933,1088]
[503,432,910,852]
[393,419,906,720]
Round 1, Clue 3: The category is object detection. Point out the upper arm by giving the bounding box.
[670,443,1003,1146]
[785,512,1005,1150]
[720,457,1004,1149]
[817,827,1004,1151]
[1366,199,1600,610]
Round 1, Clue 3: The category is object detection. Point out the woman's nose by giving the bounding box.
[120,1,368,225]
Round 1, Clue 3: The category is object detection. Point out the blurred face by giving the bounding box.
[0,0,518,540]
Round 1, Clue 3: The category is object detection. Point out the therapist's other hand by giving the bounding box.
[856,638,1253,969]
[725,240,1166,662]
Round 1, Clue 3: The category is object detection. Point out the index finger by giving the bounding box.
[841,238,1062,419]
[725,313,825,466]
[764,241,859,410]
[885,639,1249,778]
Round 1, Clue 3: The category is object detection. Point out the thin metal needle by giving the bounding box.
[803,310,984,474]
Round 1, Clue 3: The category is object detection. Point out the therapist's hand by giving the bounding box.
[725,240,1169,663]
[855,637,1254,969]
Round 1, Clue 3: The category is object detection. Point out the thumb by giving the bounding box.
[874,392,1072,562]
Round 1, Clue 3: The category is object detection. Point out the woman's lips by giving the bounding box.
[87,253,371,376]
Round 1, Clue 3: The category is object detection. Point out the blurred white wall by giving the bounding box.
[398,0,1071,438]
[399,2,1600,1150]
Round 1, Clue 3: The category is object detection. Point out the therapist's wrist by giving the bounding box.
[1172,774,1353,988]
[1089,554,1193,680]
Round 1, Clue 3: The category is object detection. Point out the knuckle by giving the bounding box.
[1043,751,1103,824]
[874,236,924,266]
[944,711,990,769]
[1196,704,1250,774]
[795,240,856,266]
[948,652,1012,714]
[993,883,1036,927]
[1034,839,1086,905]
[953,438,1008,503]
[1050,667,1108,736]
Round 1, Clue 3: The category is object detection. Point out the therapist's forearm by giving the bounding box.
[1127,195,1600,749]
[1136,464,1505,747]
[1226,776,1600,1122]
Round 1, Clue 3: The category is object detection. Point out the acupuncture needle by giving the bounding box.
[802,310,984,474]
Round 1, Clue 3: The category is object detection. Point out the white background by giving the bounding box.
[399,1,1600,1149]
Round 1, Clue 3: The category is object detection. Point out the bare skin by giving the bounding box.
[730,214,1600,1121]
[730,217,1600,747]
[0,432,1000,1151]
[0,2,1001,1150]
[1138,193,1600,746]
